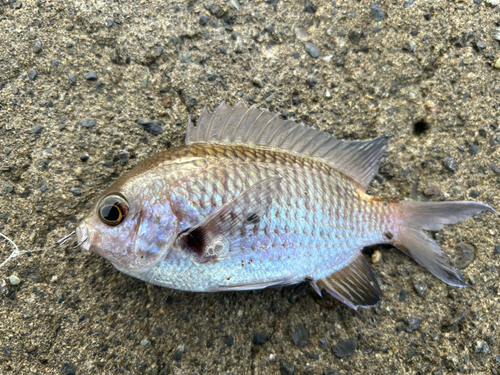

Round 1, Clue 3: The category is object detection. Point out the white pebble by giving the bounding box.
[50,275,58,283]
[9,275,21,285]
[372,250,382,263]
[322,55,333,63]
[237,309,243,317]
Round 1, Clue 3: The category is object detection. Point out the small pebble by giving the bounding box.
[136,119,163,135]
[28,69,37,81]
[304,42,319,58]
[469,143,477,156]
[179,52,191,64]
[413,278,427,297]
[370,3,385,21]
[303,0,317,14]
[406,316,423,332]
[454,242,476,269]
[34,39,42,53]
[491,27,500,41]
[443,157,457,172]
[318,338,328,350]
[306,77,317,88]
[62,363,76,375]
[424,185,440,196]
[253,333,267,345]
[70,187,82,197]
[294,27,309,42]
[69,74,77,85]
[486,0,499,6]
[50,275,58,283]
[199,15,209,26]
[83,71,98,80]
[32,125,43,135]
[476,341,489,354]
[325,89,332,99]
[140,339,150,346]
[332,338,357,358]
[252,76,264,88]
[106,18,114,27]
[280,359,295,375]
[291,324,309,347]
[495,245,500,254]
[81,118,96,128]
[495,58,500,70]
[371,250,382,263]
[9,275,21,285]
[404,0,416,7]
[488,162,500,174]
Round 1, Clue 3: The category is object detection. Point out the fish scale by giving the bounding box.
[77,102,497,309]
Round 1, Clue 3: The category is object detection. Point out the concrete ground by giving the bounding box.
[1,0,499,374]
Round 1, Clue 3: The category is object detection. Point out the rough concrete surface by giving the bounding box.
[1,0,500,374]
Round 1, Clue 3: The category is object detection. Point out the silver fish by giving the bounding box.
[76,102,497,309]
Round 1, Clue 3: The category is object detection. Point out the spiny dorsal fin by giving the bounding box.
[186,102,389,189]
[314,253,383,309]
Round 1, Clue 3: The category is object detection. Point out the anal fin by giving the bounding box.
[315,253,383,309]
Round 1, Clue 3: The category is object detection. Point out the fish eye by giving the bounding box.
[98,193,129,226]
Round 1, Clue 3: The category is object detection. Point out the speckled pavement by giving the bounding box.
[1,1,499,374]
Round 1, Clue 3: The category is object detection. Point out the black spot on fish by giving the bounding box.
[246,213,260,224]
[385,231,394,240]
[179,227,205,257]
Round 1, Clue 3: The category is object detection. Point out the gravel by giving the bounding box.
[413,278,428,297]
[304,42,320,58]
[406,316,423,332]
[332,338,357,358]
[453,242,476,269]
[136,119,163,135]
[370,3,385,21]
[291,324,309,347]
[28,69,37,81]
[81,118,97,128]
[253,333,268,345]
[83,71,98,81]
[280,359,295,375]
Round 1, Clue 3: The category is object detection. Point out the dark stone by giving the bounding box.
[303,0,317,14]
[495,245,500,254]
[280,359,295,375]
[173,352,182,361]
[69,187,82,196]
[325,371,341,375]
[411,29,419,36]
[69,74,77,85]
[34,39,42,54]
[318,337,328,350]
[413,278,427,297]
[106,18,114,27]
[81,118,96,128]
[469,143,477,156]
[28,69,37,81]
[468,189,480,199]
[226,336,234,346]
[442,308,468,331]
[306,77,317,88]
[83,71,98,81]
[348,29,362,44]
[443,157,457,172]
[62,363,76,375]
[304,42,319,58]
[370,3,385,21]
[33,125,43,135]
[454,242,476,269]
[80,155,89,162]
[253,333,267,345]
[292,96,302,106]
[332,338,357,358]
[199,15,209,25]
[136,119,163,135]
[399,290,407,302]
[291,324,309,347]
[406,316,423,332]
[488,162,500,174]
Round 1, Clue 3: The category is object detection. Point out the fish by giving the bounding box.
[75,102,498,309]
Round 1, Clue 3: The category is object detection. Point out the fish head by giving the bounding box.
[76,181,178,273]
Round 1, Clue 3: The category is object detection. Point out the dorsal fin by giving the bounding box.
[186,102,389,189]
[314,253,383,309]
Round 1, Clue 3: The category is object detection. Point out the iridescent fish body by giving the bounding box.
[76,103,497,309]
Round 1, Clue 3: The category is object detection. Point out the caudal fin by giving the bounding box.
[393,201,498,287]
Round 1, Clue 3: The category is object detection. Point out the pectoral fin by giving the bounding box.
[314,253,383,309]
[178,177,281,262]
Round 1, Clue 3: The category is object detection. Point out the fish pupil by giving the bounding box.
[102,205,121,222]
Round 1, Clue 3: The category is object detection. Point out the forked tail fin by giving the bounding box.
[393,201,498,287]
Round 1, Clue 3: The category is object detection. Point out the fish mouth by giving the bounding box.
[75,222,91,251]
